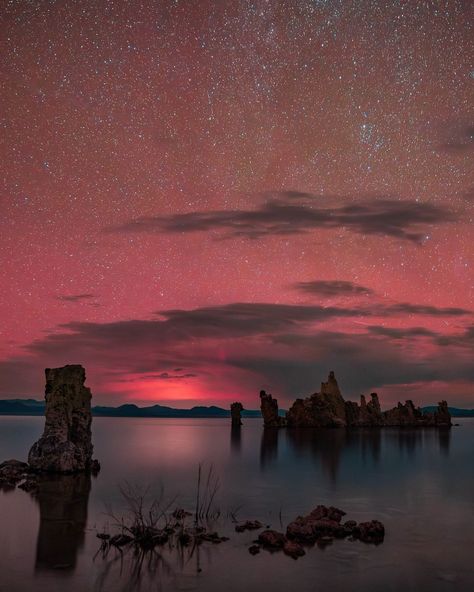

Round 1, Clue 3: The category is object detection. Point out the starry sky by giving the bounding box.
[1,0,473,408]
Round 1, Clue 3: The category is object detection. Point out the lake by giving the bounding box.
[0,416,473,591]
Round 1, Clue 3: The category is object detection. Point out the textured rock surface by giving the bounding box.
[258,529,287,549]
[0,459,30,489]
[235,520,263,532]
[230,402,243,426]
[282,371,451,428]
[28,365,96,472]
[287,372,348,427]
[260,390,285,427]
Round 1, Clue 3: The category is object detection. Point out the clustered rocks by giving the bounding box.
[261,371,452,429]
[247,505,385,559]
[0,365,99,491]
[98,504,385,562]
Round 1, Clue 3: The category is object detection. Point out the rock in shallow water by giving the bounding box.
[235,520,263,532]
[354,520,385,544]
[258,530,287,549]
[283,540,306,558]
[28,365,99,473]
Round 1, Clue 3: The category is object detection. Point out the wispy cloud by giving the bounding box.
[294,280,374,297]
[108,193,456,244]
[57,293,97,303]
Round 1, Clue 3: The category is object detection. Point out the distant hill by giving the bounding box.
[422,406,474,417]
[0,399,471,418]
[0,399,264,418]
[0,399,45,415]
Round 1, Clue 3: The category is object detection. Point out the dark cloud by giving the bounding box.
[57,293,97,303]
[367,326,437,339]
[435,325,474,348]
[23,301,472,360]
[294,280,374,297]
[122,371,197,382]
[1,301,472,400]
[368,325,474,349]
[232,328,474,399]
[382,303,470,316]
[108,193,456,244]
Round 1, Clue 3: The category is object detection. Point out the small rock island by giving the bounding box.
[260,371,452,429]
[29,365,98,472]
[0,364,99,490]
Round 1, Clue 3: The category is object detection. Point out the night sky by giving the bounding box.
[1,0,473,408]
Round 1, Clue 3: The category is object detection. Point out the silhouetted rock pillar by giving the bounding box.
[434,400,452,427]
[260,390,284,427]
[230,402,243,426]
[28,365,98,472]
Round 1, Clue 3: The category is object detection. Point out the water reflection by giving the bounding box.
[260,427,449,482]
[438,427,451,456]
[260,428,279,469]
[346,429,381,464]
[34,473,91,572]
[285,428,347,482]
[394,429,423,456]
[230,425,242,455]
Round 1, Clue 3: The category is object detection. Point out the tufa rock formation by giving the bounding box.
[286,371,348,428]
[230,402,243,426]
[28,365,99,473]
[264,371,451,429]
[260,390,286,427]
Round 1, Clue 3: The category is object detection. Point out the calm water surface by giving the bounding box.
[0,416,473,592]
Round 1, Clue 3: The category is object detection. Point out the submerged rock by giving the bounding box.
[248,544,260,555]
[354,520,385,544]
[258,529,287,549]
[230,402,243,426]
[28,365,98,473]
[235,520,263,532]
[283,540,305,558]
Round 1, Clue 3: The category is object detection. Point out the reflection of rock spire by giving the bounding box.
[34,473,91,572]
[260,427,279,469]
[230,425,242,454]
